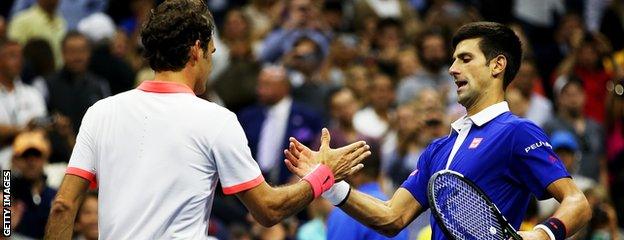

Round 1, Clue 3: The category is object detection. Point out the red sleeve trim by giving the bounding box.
[222,175,264,195]
[66,167,98,189]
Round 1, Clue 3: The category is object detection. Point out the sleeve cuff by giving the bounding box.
[222,175,265,195]
[66,167,97,189]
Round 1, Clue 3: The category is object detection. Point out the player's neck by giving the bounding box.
[153,70,196,91]
[466,90,504,117]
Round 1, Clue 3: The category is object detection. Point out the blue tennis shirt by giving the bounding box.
[401,101,569,240]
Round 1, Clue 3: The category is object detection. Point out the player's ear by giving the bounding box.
[490,55,507,79]
[190,40,202,62]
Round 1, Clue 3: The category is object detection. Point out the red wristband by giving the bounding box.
[302,164,335,198]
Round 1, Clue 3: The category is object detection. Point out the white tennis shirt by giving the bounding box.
[66,81,264,239]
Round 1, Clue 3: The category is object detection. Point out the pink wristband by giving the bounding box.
[302,164,335,198]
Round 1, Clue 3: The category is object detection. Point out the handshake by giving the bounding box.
[282,128,371,205]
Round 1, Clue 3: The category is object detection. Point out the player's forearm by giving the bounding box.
[248,181,314,227]
[44,196,83,239]
[339,189,407,237]
[550,190,592,237]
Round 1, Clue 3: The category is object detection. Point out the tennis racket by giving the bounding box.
[427,170,523,240]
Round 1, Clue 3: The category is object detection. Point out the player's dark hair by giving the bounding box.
[141,0,215,72]
[452,22,522,90]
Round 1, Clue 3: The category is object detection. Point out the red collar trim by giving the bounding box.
[137,81,194,94]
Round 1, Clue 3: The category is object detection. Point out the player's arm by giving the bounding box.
[44,174,90,240]
[284,137,423,237]
[338,187,422,237]
[233,129,370,227]
[520,178,591,240]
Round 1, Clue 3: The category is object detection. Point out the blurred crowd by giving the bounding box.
[1,0,623,239]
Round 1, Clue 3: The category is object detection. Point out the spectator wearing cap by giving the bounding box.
[543,76,606,185]
[11,130,56,239]
[537,130,597,220]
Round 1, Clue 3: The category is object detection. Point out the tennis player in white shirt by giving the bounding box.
[44,1,370,239]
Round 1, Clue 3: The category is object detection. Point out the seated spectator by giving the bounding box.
[8,0,67,69]
[284,36,333,116]
[296,198,333,240]
[543,76,606,184]
[0,39,47,169]
[238,65,322,184]
[344,65,371,106]
[506,59,553,127]
[11,130,56,239]
[45,31,110,134]
[74,191,98,240]
[323,87,375,148]
[397,28,455,105]
[259,0,330,63]
[353,73,395,139]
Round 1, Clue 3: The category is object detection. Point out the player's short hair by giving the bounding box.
[451,22,522,90]
[141,0,215,72]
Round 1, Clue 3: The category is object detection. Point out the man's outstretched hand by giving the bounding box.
[283,128,371,181]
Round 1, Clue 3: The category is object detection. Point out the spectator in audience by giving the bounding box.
[0,39,47,169]
[45,31,110,135]
[543,76,607,185]
[238,65,322,184]
[212,8,261,113]
[11,130,56,239]
[384,103,446,187]
[326,145,409,240]
[22,39,56,88]
[537,130,597,219]
[344,65,371,106]
[555,30,613,123]
[259,0,330,63]
[506,59,553,126]
[9,0,108,30]
[8,0,67,69]
[78,14,137,95]
[323,87,375,148]
[284,36,332,116]
[319,35,359,86]
[397,28,455,105]
[74,191,98,240]
[296,198,333,240]
[242,0,280,42]
[370,18,404,78]
[353,73,395,139]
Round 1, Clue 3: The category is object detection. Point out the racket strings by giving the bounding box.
[433,174,504,239]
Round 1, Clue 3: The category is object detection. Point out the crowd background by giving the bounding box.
[1,0,623,239]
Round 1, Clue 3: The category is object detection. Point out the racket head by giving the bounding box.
[427,170,522,240]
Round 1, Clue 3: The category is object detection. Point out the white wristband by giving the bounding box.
[534,224,556,240]
[321,181,350,205]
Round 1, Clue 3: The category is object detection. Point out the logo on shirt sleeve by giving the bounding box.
[468,138,483,149]
[409,169,418,177]
[524,141,553,153]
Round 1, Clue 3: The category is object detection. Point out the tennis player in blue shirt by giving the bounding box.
[284,22,591,240]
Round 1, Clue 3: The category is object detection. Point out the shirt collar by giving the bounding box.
[137,81,194,94]
[450,101,510,133]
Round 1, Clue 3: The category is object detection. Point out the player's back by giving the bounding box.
[81,88,232,239]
